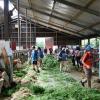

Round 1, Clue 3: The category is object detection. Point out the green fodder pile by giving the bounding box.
[23,83,100,100]
[42,54,59,69]
[23,59,100,100]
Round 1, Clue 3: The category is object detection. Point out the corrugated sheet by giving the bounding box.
[0,0,100,38]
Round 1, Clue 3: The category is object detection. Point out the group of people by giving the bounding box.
[28,46,54,73]
[30,46,44,73]
[29,45,96,88]
[57,45,95,88]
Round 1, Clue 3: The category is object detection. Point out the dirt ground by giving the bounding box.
[68,69,100,89]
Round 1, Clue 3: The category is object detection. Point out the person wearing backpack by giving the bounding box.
[31,46,39,72]
[81,45,93,88]
[58,47,67,72]
[75,46,82,69]
[38,47,44,69]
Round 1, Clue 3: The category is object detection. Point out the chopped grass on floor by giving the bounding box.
[14,70,27,77]
[23,83,100,100]
[22,67,100,100]
[22,83,45,95]
[11,55,100,100]
[1,84,21,97]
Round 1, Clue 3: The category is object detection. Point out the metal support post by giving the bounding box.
[30,19,32,48]
[4,0,9,39]
[34,22,36,45]
[99,37,100,79]
[56,32,57,45]
[26,8,28,49]
[88,38,90,45]
[17,0,20,50]
[4,0,14,83]
[96,37,98,48]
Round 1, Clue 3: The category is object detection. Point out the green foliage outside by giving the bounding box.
[36,41,44,48]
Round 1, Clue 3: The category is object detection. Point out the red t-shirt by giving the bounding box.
[81,51,93,69]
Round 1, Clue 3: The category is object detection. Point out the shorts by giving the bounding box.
[38,58,42,62]
[58,58,62,62]
[84,68,92,79]
[33,61,37,65]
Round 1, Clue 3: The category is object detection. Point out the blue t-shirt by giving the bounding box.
[38,50,44,58]
[59,50,67,61]
[31,50,38,61]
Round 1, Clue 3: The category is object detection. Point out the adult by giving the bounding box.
[44,48,47,56]
[75,46,82,69]
[38,47,44,68]
[81,45,93,88]
[31,46,39,72]
[49,48,53,55]
[70,48,76,66]
[27,48,32,64]
[58,47,68,72]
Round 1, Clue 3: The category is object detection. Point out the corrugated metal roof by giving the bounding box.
[1,0,100,38]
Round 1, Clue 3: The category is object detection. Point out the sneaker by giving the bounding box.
[80,80,85,87]
[33,68,36,71]
[37,70,40,73]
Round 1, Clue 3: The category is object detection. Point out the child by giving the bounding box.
[81,45,93,88]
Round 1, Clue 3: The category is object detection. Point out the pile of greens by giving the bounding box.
[42,55,59,69]
[23,66,100,100]
[22,83,45,95]
[14,70,27,77]
[1,84,21,96]
[23,84,100,100]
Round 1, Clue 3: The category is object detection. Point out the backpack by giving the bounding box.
[58,50,67,61]
[76,50,81,57]
[40,51,44,58]
[34,50,38,60]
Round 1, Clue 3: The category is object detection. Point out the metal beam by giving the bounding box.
[86,0,96,7]
[13,3,100,35]
[65,0,96,26]
[49,0,56,22]
[4,0,9,39]
[32,17,84,37]
[78,22,100,33]
[56,0,100,17]
[30,6,100,35]
[28,0,36,45]
[27,15,81,37]
[12,0,73,19]
[29,16,100,38]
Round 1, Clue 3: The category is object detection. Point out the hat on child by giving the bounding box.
[85,45,93,51]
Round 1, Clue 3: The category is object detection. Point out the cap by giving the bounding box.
[85,45,93,51]
[62,47,65,50]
